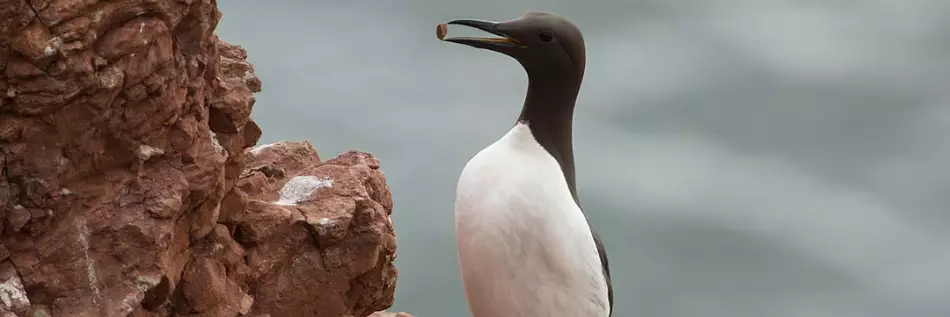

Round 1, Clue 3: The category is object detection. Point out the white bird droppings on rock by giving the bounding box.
[0,274,30,310]
[136,145,164,161]
[240,293,254,314]
[77,219,101,304]
[249,142,276,155]
[134,276,160,292]
[44,37,63,57]
[98,66,123,88]
[273,176,333,206]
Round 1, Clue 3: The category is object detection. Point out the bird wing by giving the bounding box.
[589,222,613,317]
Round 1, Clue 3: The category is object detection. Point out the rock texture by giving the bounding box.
[0,1,398,316]
[235,142,398,317]
[369,312,414,317]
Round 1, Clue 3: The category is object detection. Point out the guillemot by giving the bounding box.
[441,11,613,317]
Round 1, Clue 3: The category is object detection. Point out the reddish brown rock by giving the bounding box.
[236,142,398,317]
[0,0,399,316]
[370,312,416,317]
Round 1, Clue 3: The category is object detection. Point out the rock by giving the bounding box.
[0,245,8,262]
[0,261,30,314]
[0,0,400,316]
[3,206,29,233]
[235,142,398,317]
[370,313,416,317]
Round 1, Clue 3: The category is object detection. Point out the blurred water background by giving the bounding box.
[217,1,950,316]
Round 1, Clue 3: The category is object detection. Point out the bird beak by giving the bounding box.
[439,19,525,51]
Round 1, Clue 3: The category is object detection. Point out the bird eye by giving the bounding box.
[539,31,553,42]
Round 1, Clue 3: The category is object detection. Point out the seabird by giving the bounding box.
[441,12,613,317]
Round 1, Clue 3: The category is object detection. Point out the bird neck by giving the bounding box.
[517,74,582,203]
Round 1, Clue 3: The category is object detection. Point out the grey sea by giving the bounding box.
[217,1,950,316]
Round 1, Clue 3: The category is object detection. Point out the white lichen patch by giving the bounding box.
[273,176,333,206]
[60,188,73,196]
[0,275,30,310]
[6,87,16,98]
[136,145,164,161]
[249,142,275,155]
[77,219,101,304]
[44,37,63,57]
[92,10,104,22]
[318,217,332,226]
[138,22,145,33]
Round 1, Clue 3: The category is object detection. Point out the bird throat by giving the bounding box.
[516,74,582,205]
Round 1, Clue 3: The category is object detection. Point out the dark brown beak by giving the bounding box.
[440,19,524,51]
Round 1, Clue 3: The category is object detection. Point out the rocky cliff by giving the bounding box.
[0,0,400,316]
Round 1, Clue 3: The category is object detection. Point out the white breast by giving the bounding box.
[454,123,610,317]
